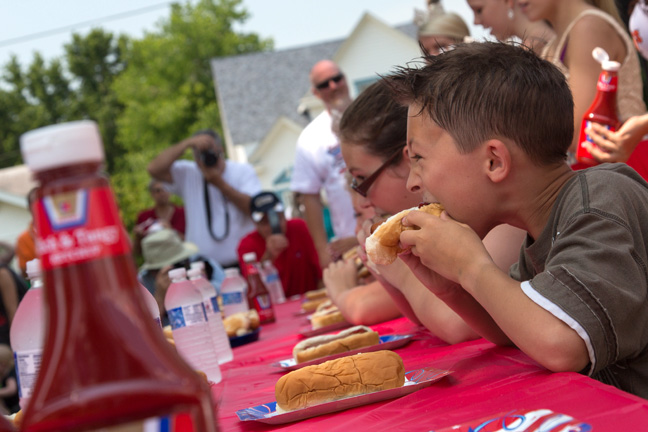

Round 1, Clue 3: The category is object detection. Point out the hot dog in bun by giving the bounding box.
[275,350,405,412]
[292,325,380,363]
[366,203,444,266]
[310,301,346,329]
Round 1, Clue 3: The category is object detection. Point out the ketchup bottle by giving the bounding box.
[575,60,621,167]
[19,121,217,431]
[242,252,275,324]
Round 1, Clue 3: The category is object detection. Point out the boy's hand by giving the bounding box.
[399,209,491,290]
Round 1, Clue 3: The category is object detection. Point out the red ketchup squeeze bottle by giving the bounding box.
[575,58,621,167]
[19,121,217,431]
[242,252,275,324]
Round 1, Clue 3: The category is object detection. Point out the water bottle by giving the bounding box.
[220,268,249,317]
[164,268,222,384]
[187,268,233,364]
[139,282,162,329]
[262,260,286,304]
[10,259,45,411]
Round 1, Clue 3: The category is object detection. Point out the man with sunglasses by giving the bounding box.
[291,60,357,270]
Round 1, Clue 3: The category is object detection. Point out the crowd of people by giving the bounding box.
[3,0,648,412]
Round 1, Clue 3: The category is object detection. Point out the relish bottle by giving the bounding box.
[242,252,275,324]
[20,121,217,431]
[575,59,621,167]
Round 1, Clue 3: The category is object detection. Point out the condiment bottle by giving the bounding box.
[576,58,621,166]
[242,252,275,324]
[20,120,217,431]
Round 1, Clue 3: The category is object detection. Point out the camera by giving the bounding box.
[200,149,219,167]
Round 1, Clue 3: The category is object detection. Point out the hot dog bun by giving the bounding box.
[310,301,345,329]
[293,325,380,363]
[275,350,404,412]
[366,203,444,266]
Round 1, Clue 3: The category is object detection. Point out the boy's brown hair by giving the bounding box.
[383,41,574,166]
[338,80,408,165]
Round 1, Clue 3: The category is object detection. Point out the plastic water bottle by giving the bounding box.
[262,260,286,304]
[10,259,45,410]
[164,268,222,384]
[187,268,233,364]
[139,282,162,329]
[220,268,249,317]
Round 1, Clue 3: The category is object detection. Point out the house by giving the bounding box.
[210,13,420,206]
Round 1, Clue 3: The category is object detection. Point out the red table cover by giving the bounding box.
[212,299,648,431]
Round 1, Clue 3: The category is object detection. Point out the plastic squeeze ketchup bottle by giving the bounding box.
[575,59,621,166]
[19,121,217,432]
[242,252,275,324]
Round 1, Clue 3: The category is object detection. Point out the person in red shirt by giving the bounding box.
[237,191,322,298]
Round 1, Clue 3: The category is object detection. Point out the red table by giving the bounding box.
[212,299,648,431]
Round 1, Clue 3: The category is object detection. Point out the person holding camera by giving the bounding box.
[237,191,322,298]
[147,129,261,269]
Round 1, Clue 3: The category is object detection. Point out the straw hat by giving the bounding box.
[140,229,198,270]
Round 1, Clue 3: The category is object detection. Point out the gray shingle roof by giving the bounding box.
[210,21,417,147]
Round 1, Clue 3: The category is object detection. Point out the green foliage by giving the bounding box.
[111,0,272,230]
[0,0,272,234]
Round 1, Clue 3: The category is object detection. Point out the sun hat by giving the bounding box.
[250,191,285,223]
[140,229,198,270]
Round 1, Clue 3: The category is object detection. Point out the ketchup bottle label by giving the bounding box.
[34,186,130,270]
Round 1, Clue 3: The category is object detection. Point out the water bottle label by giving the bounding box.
[222,291,243,305]
[14,349,42,399]
[168,303,208,330]
[34,187,131,270]
[266,273,279,283]
[84,412,196,431]
[210,296,220,313]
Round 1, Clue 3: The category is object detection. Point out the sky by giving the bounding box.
[0,0,489,67]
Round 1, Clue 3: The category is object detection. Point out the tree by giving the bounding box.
[111,0,272,230]
[64,29,129,172]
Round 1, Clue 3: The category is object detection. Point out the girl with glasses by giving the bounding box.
[326,80,525,344]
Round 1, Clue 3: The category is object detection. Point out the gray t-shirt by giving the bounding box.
[510,163,648,399]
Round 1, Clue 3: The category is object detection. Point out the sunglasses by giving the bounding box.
[315,73,344,90]
[350,147,402,197]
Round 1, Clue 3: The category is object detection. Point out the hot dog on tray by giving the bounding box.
[292,325,380,363]
[275,350,405,412]
[366,203,444,266]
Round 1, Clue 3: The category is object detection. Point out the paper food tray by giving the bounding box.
[299,320,351,338]
[271,334,414,371]
[236,367,451,425]
[229,327,260,348]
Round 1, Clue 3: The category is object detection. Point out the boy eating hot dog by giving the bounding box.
[383,41,648,399]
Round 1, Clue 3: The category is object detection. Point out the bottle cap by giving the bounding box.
[168,267,187,281]
[26,258,42,280]
[20,120,105,172]
[224,268,241,278]
[602,60,620,72]
[187,268,202,279]
[242,252,257,263]
[190,261,205,271]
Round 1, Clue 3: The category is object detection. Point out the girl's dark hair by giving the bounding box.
[338,81,407,164]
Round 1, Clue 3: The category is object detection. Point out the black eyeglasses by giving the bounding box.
[314,73,344,90]
[350,147,402,197]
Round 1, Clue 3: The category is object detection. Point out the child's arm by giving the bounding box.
[0,377,17,398]
[401,210,590,373]
[374,258,480,345]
